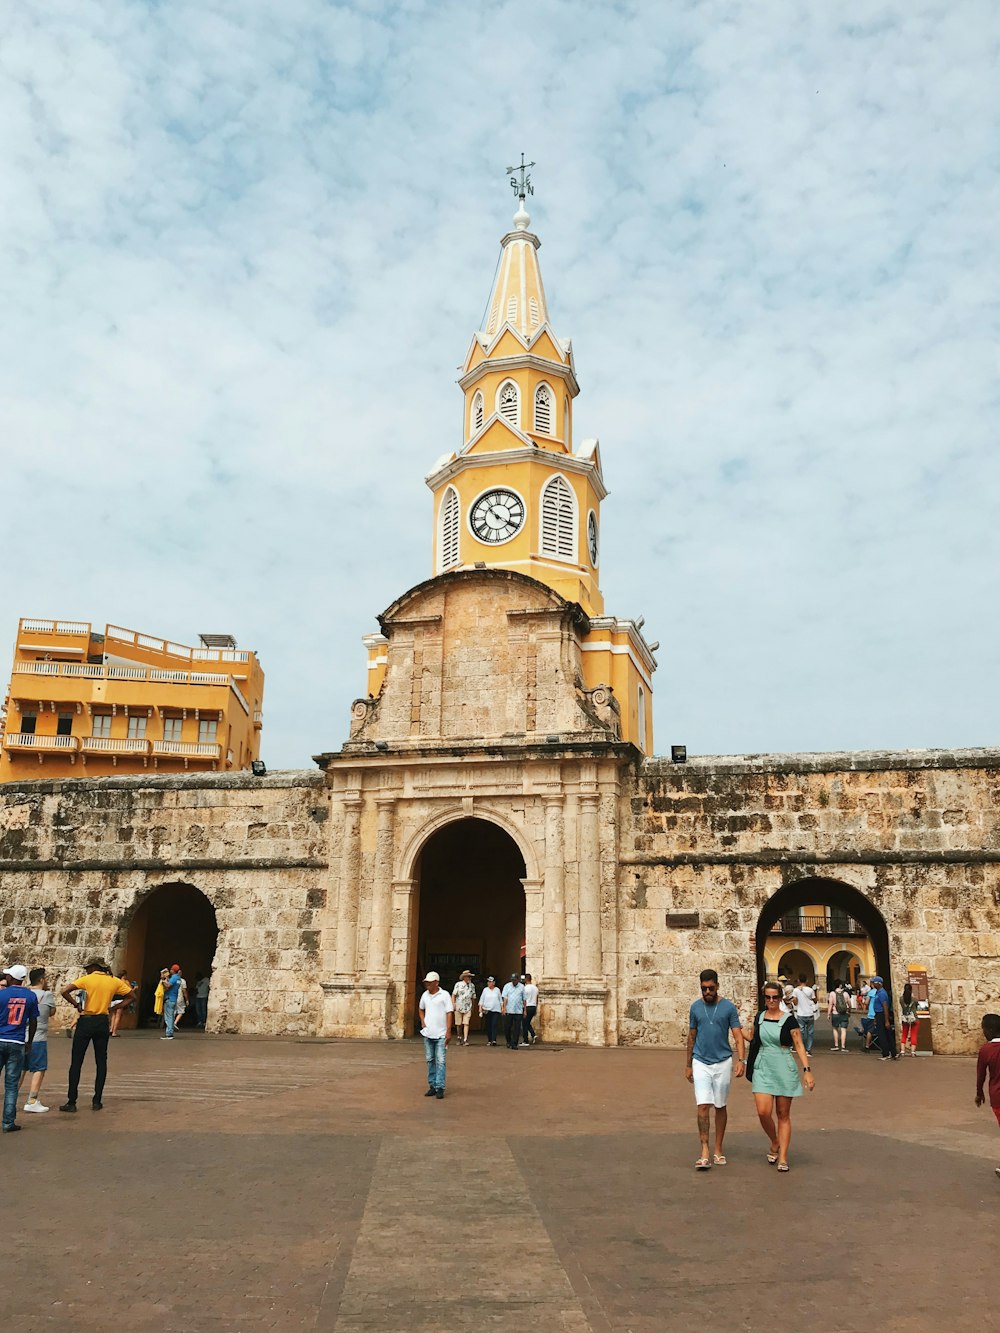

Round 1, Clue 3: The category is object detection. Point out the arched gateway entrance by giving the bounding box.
[120,882,219,1028]
[410,818,526,1034]
[757,876,891,1000]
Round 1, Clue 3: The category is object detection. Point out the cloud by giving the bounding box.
[1,0,997,765]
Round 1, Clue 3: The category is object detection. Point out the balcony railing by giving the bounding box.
[80,737,151,755]
[771,913,866,936]
[151,741,222,759]
[3,732,79,752]
[11,661,249,713]
[19,618,89,636]
[106,624,250,664]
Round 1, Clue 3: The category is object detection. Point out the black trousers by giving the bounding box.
[68,1015,110,1103]
[523,1006,537,1041]
[483,1011,500,1043]
[504,1014,522,1048]
[875,1012,896,1059]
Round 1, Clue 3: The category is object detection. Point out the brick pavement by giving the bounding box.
[3,1032,997,1331]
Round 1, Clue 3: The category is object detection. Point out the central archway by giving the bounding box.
[120,882,219,1029]
[410,817,526,1035]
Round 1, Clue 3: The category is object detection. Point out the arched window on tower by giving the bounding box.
[533,383,553,435]
[497,381,519,428]
[471,391,484,436]
[564,394,570,443]
[439,486,460,571]
[539,474,577,561]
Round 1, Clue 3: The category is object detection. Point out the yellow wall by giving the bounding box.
[763,904,877,995]
[0,618,264,781]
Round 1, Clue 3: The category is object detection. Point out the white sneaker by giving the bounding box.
[23,1101,48,1113]
[161,1035,173,1040]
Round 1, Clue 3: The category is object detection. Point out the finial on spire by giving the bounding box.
[506,153,535,231]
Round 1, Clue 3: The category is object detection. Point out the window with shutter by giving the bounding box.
[471,392,484,435]
[440,487,460,569]
[534,384,552,434]
[498,381,519,427]
[540,474,577,561]
[488,304,499,333]
[506,296,518,323]
[529,296,540,326]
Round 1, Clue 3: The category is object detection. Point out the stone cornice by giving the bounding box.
[0,856,328,873]
[641,748,1000,776]
[620,848,1000,867]
[459,352,579,397]
[424,445,608,501]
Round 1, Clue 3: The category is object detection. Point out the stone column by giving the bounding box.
[367,797,396,978]
[543,795,566,980]
[334,795,364,975]
[578,792,603,981]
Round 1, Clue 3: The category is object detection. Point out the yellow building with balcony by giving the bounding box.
[0,618,264,780]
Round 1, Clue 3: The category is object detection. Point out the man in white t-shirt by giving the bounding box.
[791,974,818,1054]
[418,971,453,1100]
[522,974,540,1045]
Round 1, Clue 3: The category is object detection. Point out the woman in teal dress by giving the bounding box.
[742,983,815,1171]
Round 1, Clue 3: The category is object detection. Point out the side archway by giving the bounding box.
[756,876,891,1000]
[119,882,219,1029]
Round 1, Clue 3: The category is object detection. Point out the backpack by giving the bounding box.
[835,989,849,1015]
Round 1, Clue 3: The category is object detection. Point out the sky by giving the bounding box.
[2,0,998,768]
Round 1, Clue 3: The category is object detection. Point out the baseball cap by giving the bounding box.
[170,963,181,973]
[487,975,495,981]
[423,971,439,983]
[2,964,28,981]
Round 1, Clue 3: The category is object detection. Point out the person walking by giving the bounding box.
[161,964,183,1039]
[974,1012,1000,1179]
[22,967,56,1113]
[418,971,453,1100]
[59,959,134,1112]
[685,968,745,1170]
[871,975,898,1060]
[0,965,39,1135]
[522,974,539,1045]
[899,983,919,1056]
[791,974,817,1055]
[478,976,502,1046]
[109,970,137,1037]
[451,970,476,1046]
[501,973,525,1049]
[194,973,210,1029]
[742,982,815,1171]
[828,980,851,1051]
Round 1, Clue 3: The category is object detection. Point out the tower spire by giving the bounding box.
[506,153,535,231]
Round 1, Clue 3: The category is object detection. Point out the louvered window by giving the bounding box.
[540,474,576,561]
[440,487,460,569]
[488,304,499,333]
[471,392,484,435]
[506,296,517,323]
[534,384,553,434]
[529,296,540,326]
[498,381,519,427]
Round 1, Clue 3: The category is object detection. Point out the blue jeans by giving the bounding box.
[423,1036,446,1091]
[798,1017,815,1053]
[164,1001,177,1036]
[195,997,208,1028]
[0,1041,25,1129]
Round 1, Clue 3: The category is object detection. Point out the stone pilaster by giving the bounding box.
[542,794,566,981]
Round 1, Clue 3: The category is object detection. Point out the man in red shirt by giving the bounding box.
[974,1011,1000,1179]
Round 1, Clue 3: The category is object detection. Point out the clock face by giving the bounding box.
[470,488,525,544]
[588,510,599,566]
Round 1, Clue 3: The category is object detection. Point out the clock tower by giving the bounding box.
[425,177,605,617]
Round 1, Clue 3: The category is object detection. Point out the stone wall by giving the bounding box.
[0,771,329,1035]
[618,749,1000,1054]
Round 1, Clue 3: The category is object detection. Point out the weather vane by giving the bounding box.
[506,153,536,202]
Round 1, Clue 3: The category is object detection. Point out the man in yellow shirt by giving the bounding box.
[59,959,133,1112]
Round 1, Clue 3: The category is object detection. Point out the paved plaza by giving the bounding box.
[4,1026,997,1331]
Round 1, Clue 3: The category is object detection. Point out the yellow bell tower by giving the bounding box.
[425,161,605,616]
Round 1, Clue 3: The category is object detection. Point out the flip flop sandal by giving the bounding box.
[777,1163,790,1172]
[695,1158,712,1170]
[766,1152,779,1164]
[713,1154,727,1166]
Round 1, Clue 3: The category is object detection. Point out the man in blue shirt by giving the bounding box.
[685,968,745,1170]
[1,964,39,1134]
[161,964,182,1040]
[871,975,898,1061]
[501,974,525,1049]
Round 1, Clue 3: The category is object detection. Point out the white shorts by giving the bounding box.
[691,1057,733,1109]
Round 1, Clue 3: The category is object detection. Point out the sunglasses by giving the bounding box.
[764,993,782,1001]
